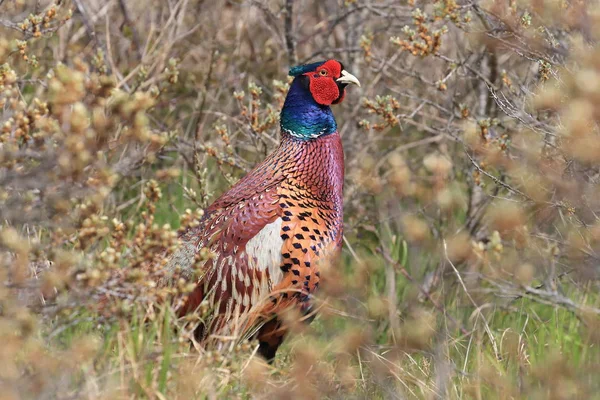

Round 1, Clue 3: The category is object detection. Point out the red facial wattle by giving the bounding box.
[305,60,346,106]
[307,76,341,105]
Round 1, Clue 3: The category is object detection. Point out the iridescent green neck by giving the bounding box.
[280,76,337,140]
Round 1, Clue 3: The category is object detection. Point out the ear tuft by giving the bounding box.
[289,60,327,77]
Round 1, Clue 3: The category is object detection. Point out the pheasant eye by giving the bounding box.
[319,69,328,76]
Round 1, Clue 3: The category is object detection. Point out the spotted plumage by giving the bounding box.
[165,59,360,361]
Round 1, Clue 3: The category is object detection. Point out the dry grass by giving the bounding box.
[1,0,600,398]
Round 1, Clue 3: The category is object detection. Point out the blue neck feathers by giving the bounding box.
[280,77,337,140]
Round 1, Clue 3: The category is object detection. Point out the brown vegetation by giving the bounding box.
[1,0,599,398]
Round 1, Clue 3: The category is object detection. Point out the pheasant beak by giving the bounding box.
[337,70,361,87]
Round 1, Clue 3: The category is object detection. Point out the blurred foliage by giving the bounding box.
[1,0,600,398]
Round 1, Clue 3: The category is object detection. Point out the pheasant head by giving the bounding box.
[281,59,360,140]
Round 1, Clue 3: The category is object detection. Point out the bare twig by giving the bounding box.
[118,0,143,59]
[283,0,296,65]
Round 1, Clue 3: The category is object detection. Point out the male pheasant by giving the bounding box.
[166,59,360,361]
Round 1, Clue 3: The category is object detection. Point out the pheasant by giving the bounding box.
[166,59,360,361]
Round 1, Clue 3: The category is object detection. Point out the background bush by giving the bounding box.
[1,0,599,398]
